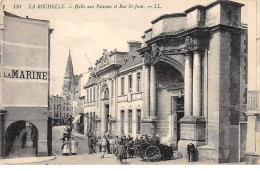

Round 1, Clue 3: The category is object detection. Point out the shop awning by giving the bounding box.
[72,114,81,124]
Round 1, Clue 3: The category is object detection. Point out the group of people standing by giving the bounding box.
[60,124,79,156]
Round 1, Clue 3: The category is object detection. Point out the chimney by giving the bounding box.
[103,49,107,53]
[114,48,117,52]
[127,41,142,52]
[88,67,93,73]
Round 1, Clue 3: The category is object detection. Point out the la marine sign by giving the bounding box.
[0,68,48,80]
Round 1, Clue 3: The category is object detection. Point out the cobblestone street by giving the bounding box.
[35,126,195,165]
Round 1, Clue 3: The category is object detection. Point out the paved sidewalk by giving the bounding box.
[71,129,87,140]
[0,155,56,165]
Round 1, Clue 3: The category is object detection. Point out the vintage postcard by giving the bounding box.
[0,0,259,165]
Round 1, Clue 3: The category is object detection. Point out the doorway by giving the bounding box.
[105,104,109,133]
[176,96,184,142]
[5,121,38,158]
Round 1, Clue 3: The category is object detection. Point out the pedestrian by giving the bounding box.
[62,138,70,156]
[114,140,125,164]
[92,137,97,153]
[88,136,93,154]
[109,136,115,154]
[187,141,195,162]
[106,135,110,154]
[70,137,78,155]
[87,130,92,139]
[60,133,67,150]
[101,135,107,158]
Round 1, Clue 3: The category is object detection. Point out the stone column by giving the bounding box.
[150,64,157,117]
[193,51,202,117]
[143,65,150,118]
[184,53,193,117]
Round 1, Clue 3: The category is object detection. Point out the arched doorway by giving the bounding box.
[5,121,38,158]
[101,84,110,136]
[154,61,184,149]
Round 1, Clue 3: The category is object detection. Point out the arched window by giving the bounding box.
[104,88,109,100]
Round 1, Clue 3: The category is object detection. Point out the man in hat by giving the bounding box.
[187,141,195,162]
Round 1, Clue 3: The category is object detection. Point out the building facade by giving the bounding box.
[49,95,65,125]
[83,0,248,163]
[245,0,260,165]
[0,11,52,158]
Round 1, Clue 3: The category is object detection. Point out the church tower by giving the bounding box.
[62,49,74,99]
[61,49,74,119]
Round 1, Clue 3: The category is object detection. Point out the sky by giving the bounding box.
[2,0,249,95]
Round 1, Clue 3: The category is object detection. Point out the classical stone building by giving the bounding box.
[83,0,248,163]
[0,11,53,158]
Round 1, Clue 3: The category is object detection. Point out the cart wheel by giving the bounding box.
[139,148,145,160]
[145,146,161,162]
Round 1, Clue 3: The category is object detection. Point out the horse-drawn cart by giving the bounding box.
[132,137,174,162]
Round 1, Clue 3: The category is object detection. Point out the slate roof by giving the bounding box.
[119,51,143,71]
[85,76,98,87]
[4,11,49,22]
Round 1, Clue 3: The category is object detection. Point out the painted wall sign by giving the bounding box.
[0,68,48,81]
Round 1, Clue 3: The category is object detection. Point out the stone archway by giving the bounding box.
[154,61,184,149]
[5,120,38,158]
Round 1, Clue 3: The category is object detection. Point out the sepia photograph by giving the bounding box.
[0,0,259,166]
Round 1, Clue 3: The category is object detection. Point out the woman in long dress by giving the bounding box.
[62,138,70,156]
[70,137,78,155]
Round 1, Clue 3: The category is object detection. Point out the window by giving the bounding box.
[111,80,114,97]
[104,88,109,100]
[93,87,96,101]
[137,72,141,92]
[121,77,125,95]
[90,113,92,131]
[90,88,92,102]
[137,110,141,134]
[87,90,89,102]
[54,112,58,117]
[128,75,132,92]
[128,110,132,133]
[121,110,124,133]
[97,86,99,99]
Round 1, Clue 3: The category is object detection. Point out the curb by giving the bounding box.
[0,152,57,165]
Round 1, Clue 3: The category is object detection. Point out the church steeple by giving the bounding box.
[64,48,74,78]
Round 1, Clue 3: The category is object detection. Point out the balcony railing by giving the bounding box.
[131,92,143,101]
[247,90,260,111]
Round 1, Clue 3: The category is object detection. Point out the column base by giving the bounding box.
[178,116,206,161]
[179,116,206,141]
[141,117,158,136]
[38,140,48,157]
[244,151,260,164]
